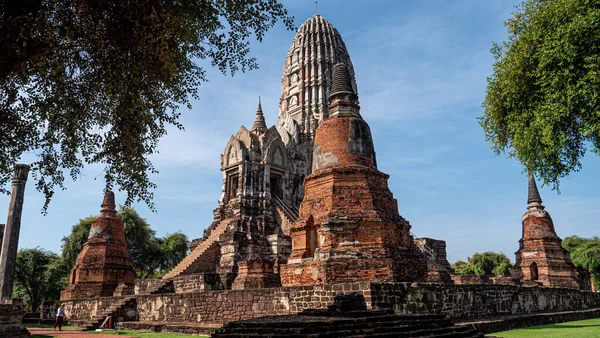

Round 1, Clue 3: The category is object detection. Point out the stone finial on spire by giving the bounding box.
[330,63,355,97]
[328,63,360,117]
[101,190,117,215]
[527,173,543,207]
[251,96,267,134]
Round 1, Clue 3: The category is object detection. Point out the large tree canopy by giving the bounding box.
[61,206,188,278]
[0,0,294,211]
[13,248,69,311]
[562,235,600,290]
[480,0,600,189]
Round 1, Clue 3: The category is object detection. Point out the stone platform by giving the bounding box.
[0,304,30,338]
[212,311,482,338]
[116,321,220,335]
[457,307,600,334]
[61,282,600,331]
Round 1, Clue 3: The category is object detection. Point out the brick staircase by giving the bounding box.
[163,219,230,280]
[78,296,136,331]
[212,311,483,338]
[144,279,175,295]
[273,196,299,222]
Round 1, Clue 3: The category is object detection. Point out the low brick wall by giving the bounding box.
[40,301,58,319]
[62,296,137,322]
[136,282,368,324]
[451,274,489,285]
[61,282,600,326]
[370,283,598,320]
[135,279,164,295]
[173,273,223,293]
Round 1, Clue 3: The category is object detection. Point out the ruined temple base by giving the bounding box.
[0,304,30,338]
[117,321,221,336]
[232,259,281,290]
[60,282,600,329]
[61,282,125,300]
[213,312,483,338]
[281,257,427,286]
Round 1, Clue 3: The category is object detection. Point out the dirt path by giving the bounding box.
[28,327,134,337]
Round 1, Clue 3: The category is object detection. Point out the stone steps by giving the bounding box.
[146,279,174,295]
[212,313,483,338]
[163,219,229,279]
[116,321,220,335]
[78,296,136,331]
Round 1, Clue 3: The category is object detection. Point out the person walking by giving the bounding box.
[53,304,66,331]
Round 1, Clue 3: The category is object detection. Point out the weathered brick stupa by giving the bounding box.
[61,191,135,300]
[512,175,582,289]
[280,64,427,286]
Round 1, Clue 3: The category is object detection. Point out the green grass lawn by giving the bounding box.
[487,317,600,337]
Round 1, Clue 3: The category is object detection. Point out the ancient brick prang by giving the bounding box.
[512,175,582,289]
[281,64,427,286]
[61,191,135,300]
[276,14,359,209]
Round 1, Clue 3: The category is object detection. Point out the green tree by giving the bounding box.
[470,252,513,277]
[0,0,294,212]
[158,232,189,276]
[562,235,600,290]
[453,252,513,277]
[452,260,475,274]
[13,248,69,311]
[480,0,600,189]
[60,216,95,269]
[60,207,188,278]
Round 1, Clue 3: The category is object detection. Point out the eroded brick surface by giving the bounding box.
[281,84,427,286]
[60,192,135,300]
[512,177,583,289]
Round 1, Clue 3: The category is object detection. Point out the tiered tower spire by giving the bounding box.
[512,175,582,289]
[251,97,267,135]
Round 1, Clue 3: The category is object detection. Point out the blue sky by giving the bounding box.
[2,0,599,263]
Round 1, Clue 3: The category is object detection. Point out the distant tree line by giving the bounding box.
[13,207,188,311]
[451,251,512,277]
[452,237,600,291]
[562,235,600,290]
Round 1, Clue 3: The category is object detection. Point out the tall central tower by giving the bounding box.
[276,14,358,207]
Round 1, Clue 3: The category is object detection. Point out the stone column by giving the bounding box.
[0,224,5,255]
[0,164,30,303]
